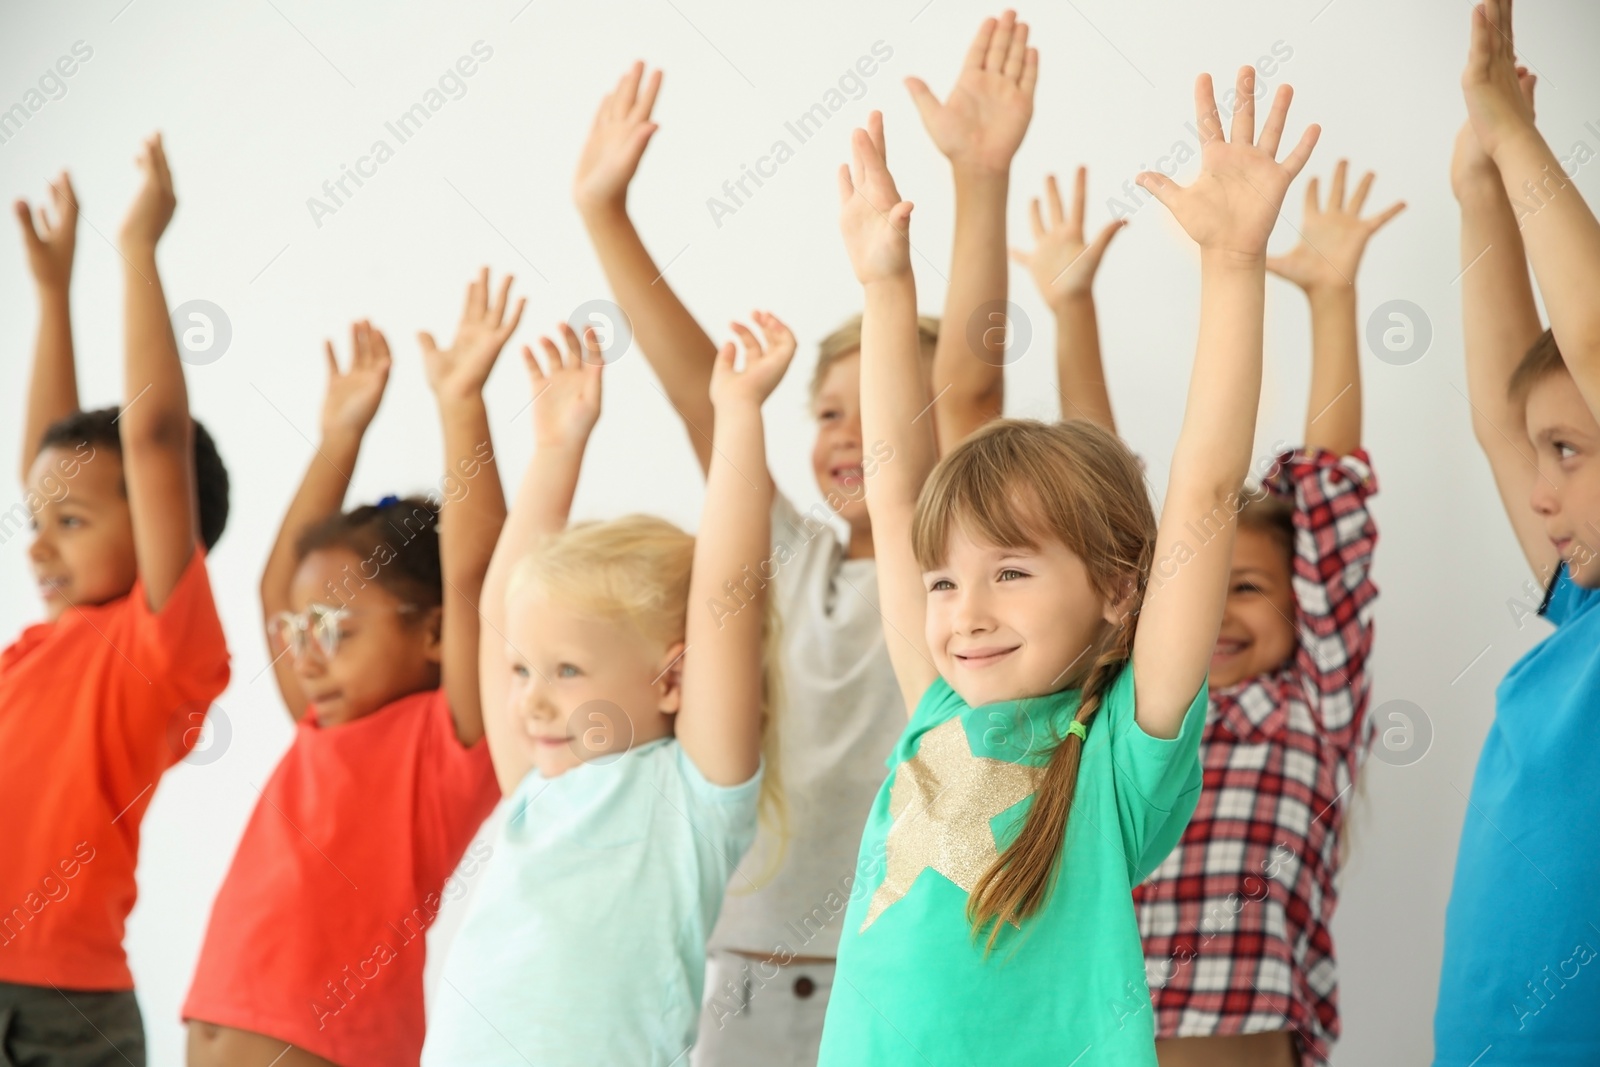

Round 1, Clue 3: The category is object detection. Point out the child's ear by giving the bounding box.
[419,605,445,664]
[1101,572,1139,628]
[655,639,686,715]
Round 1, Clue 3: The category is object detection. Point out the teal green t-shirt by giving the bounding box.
[818,661,1206,1066]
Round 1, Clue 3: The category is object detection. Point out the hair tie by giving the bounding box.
[376,494,399,508]
[1066,720,1087,742]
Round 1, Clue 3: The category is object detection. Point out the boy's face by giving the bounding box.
[502,586,678,779]
[27,445,137,621]
[1526,370,1600,587]
[281,547,442,725]
[1210,526,1297,691]
[811,351,870,533]
[922,521,1119,710]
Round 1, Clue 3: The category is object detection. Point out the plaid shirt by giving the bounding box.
[1133,448,1379,1067]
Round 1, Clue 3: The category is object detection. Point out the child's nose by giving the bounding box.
[1529,477,1559,517]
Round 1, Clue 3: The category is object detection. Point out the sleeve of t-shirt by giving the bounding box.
[415,690,501,863]
[1102,661,1207,884]
[1541,564,1600,627]
[675,743,763,872]
[119,545,231,748]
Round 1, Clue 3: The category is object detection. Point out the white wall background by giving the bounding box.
[3,0,1598,1063]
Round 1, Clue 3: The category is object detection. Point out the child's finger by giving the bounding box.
[904,77,940,132]
[1279,123,1320,183]
[489,273,514,325]
[13,200,42,248]
[837,163,855,205]
[868,109,886,163]
[963,16,996,73]
[1008,247,1033,269]
[1346,170,1374,215]
[1329,160,1348,212]
[1303,176,1320,217]
[1028,197,1045,240]
[1003,20,1029,82]
[520,344,543,383]
[1088,219,1127,260]
[580,325,606,367]
[415,330,438,360]
[1229,67,1255,147]
[632,67,663,123]
[1367,200,1407,232]
[1192,74,1223,145]
[557,323,583,366]
[714,340,738,375]
[1258,84,1293,159]
[324,340,340,377]
[1068,168,1084,230]
[498,297,527,345]
[1019,47,1038,98]
[369,326,392,365]
[729,321,762,359]
[615,61,644,119]
[353,321,369,364]
[538,337,564,375]
[1134,170,1179,212]
[984,13,1011,73]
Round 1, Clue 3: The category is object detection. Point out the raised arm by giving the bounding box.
[419,268,523,745]
[1012,168,1126,433]
[1265,160,1404,455]
[1133,70,1319,738]
[839,117,940,713]
[479,325,603,793]
[574,62,720,475]
[1453,15,1554,579]
[1469,0,1600,394]
[117,134,198,611]
[15,173,79,484]
[910,10,1037,449]
[678,314,794,785]
[261,321,391,722]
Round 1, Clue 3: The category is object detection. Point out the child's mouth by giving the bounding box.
[955,646,1018,668]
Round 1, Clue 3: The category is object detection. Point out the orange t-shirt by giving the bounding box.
[0,547,231,989]
[183,688,499,1067]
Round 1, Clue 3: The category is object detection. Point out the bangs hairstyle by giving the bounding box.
[508,515,788,855]
[912,419,1156,949]
[810,313,942,406]
[1237,490,1295,563]
[1507,328,1566,404]
[295,495,443,612]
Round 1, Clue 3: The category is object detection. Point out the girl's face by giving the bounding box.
[1210,526,1297,691]
[27,445,137,621]
[923,522,1121,710]
[503,587,681,779]
[811,352,870,533]
[281,547,442,725]
[1526,371,1600,587]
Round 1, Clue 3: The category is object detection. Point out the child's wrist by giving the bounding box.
[1305,281,1357,307]
[1487,124,1545,168]
[1199,247,1266,273]
[1050,290,1095,314]
[577,197,631,227]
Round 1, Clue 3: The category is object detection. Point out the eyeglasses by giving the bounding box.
[268,602,419,661]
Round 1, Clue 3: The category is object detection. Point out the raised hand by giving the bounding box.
[573,61,662,214]
[1463,0,1538,160]
[906,10,1037,174]
[838,112,914,285]
[526,324,603,448]
[320,320,392,439]
[419,267,526,403]
[715,311,796,409]
[1266,161,1404,292]
[1451,64,1535,197]
[14,172,77,290]
[1137,69,1319,260]
[119,133,176,252]
[1011,168,1126,306]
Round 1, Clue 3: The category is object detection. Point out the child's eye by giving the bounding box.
[510,663,530,679]
[556,663,581,678]
[998,568,1028,581]
[1557,442,1578,460]
[928,578,954,592]
[817,409,841,423]
[1233,582,1262,595]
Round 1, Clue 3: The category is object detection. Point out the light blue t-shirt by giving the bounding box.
[422,738,760,1067]
[1435,565,1600,1065]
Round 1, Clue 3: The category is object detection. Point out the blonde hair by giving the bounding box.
[912,419,1155,950]
[508,515,787,850]
[810,313,942,405]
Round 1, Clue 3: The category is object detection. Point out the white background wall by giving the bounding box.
[3,0,1598,1063]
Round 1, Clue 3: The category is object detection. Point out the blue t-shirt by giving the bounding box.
[422,738,760,1067]
[1435,566,1600,1065]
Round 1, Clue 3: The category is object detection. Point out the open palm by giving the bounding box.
[420,267,525,402]
[321,321,391,438]
[1267,161,1404,292]
[1139,70,1319,259]
[907,11,1036,173]
[573,61,662,212]
[527,325,603,448]
[1012,168,1126,306]
[838,113,914,285]
[715,311,797,409]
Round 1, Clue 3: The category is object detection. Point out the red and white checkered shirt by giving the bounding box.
[1133,448,1379,1067]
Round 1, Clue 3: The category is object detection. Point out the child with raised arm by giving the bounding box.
[819,68,1318,1065]
[183,271,515,1067]
[1437,1,1600,1061]
[421,316,791,1064]
[1,138,231,1066]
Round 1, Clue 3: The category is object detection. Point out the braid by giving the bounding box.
[968,621,1136,952]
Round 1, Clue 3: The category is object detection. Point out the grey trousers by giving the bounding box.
[0,983,145,1067]
[692,950,833,1067]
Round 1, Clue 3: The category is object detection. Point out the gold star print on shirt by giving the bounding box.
[860,715,1043,932]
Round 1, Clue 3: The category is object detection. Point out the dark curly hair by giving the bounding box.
[37,407,230,551]
[294,495,443,611]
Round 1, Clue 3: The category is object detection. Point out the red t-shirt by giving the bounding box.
[183,688,499,1067]
[0,547,231,989]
